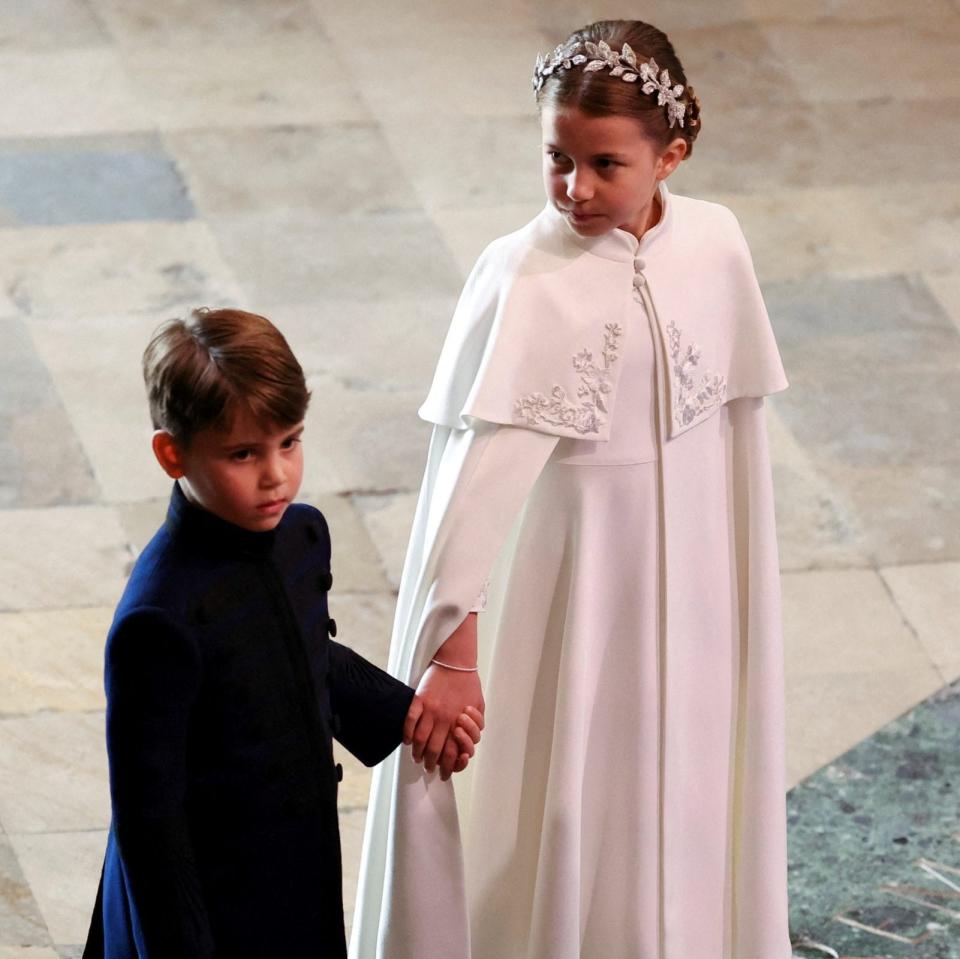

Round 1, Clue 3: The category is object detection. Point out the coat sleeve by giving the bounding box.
[327,641,415,767]
[104,606,214,957]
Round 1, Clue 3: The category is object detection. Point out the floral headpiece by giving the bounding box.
[533,40,689,130]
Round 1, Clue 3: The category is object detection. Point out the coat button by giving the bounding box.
[331,713,342,736]
[306,523,320,542]
[335,763,344,783]
[318,569,333,591]
[327,617,338,637]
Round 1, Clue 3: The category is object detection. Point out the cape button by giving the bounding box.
[335,763,344,782]
[327,617,338,637]
[633,273,646,288]
[634,256,646,271]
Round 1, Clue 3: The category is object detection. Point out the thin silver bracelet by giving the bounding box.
[430,657,479,673]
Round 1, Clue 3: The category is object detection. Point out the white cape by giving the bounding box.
[351,185,792,959]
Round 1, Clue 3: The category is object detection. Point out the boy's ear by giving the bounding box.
[152,430,186,479]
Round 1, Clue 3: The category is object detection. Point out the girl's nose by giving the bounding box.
[566,169,593,202]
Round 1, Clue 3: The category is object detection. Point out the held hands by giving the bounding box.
[403,613,485,782]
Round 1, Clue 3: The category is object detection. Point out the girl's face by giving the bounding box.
[540,105,687,240]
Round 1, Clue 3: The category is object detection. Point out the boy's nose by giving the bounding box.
[261,456,285,487]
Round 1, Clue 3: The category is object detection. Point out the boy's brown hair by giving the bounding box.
[143,308,310,444]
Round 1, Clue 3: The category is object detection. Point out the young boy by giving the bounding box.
[83,308,481,958]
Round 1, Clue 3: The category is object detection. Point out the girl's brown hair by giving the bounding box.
[143,308,310,444]
[536,20,701,157]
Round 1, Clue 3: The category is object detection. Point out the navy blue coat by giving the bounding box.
[83,484,414,958]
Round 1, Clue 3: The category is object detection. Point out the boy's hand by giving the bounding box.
[438,706,484,781]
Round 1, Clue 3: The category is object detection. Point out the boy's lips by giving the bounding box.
[256,498,287,514]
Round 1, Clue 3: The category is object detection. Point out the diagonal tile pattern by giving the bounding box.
[0,0,957,951]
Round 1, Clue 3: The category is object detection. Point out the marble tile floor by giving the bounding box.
[0,0,957,952]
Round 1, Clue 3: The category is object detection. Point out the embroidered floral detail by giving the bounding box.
[667,321,726,427]
[514,323,623,434]
[470,577,490,613]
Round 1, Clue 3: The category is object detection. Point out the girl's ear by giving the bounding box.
[655,137,688,181]
[152,430,186,479]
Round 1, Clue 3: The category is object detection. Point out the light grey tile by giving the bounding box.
[881,562,960,683]
[670,22,803,113]
[0,134,194,227]
[121,36,371,130]
[743,0,956,19]
[0,608,108,716]
[300,372,430,495]
[92,0,319,46]
[0,221,242,320]
[924,271,960,333]
[0,50,148,139]
[0,713,109,834]
[765,17,960,103]
[706,184,960,285]
[0,316,99,509]
[208,210,463,307]
[0,833,51,947]
[0,507,130,612]
[304,494,390,593]
[324,593,396,673]
[0,949,59,958]
[166,124,421,219]
[273,294,457,394]
[8,831,105,947]
[381,115,543,213]
[0,0,107,51]
[673,97,960,196]
[353,492,418,590]
[429,203,546,278]
[320,20,540,121]
[27,312,187,504]
[766,402,868,571]
[116,498,168,556]
[766,272,960,565]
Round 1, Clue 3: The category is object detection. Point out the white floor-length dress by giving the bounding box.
[464,281,664,958]
[351,185,792,959]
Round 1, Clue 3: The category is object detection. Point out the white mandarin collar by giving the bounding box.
[545,181,674,263]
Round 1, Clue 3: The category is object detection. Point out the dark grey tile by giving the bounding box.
[165,123,422,218]
[788,679,960,958]
[0,316,99,508]
[0,0,108,51]
[0,134,194,227]
[0,832,52,947]
[765,273,960,565]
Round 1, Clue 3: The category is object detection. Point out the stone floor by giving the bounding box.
[0,0,957,955]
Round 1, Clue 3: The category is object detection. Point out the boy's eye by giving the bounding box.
[547,151,567,164]
[281,436,302,450]
[230,449,252,462]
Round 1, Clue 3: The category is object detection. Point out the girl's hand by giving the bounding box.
[439,706,485,781]
[405,664,484,774]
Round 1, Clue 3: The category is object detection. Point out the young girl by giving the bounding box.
[352,19,791,959]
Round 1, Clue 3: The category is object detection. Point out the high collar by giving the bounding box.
[165,482,278,558]
[544,181,673,263]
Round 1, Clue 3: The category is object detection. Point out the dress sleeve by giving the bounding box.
[392,420,559,682]
[326,641,415,767]
[104,606,214,956]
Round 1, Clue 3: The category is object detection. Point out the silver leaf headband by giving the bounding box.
[533,40,689,130]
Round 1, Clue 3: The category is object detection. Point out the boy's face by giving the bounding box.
[157,408,304,532]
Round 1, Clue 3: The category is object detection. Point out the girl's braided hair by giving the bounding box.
[535,20,702,158]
